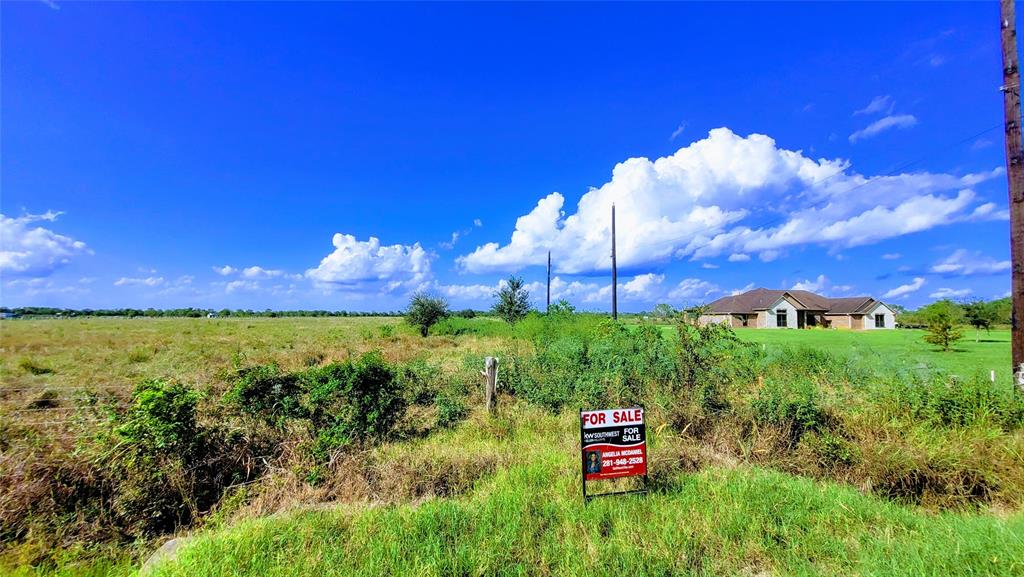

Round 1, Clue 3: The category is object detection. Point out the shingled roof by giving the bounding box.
[705,288,880,315]
[822,296,876,314]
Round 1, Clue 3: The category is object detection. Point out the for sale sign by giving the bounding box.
[580,407,647,482]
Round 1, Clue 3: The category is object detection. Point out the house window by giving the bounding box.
[776,311,788,327]
[875,313,885,328]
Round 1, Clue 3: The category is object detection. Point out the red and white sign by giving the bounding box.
[580,407,647,481]
[581,408,644,429]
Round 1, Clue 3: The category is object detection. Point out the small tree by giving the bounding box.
[492,276,531,324]
[922,299,964,352]
[962,299,1000,342]
[548,298,576,317]
[405,292,449,337]
[652,303,677,320]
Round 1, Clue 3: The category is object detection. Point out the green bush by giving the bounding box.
[888,373,1024,429]
[502,316,679,411]
[431,317,471,336]
[117,379,202,454]
[804,431,859,468]
[752,379,825,440]
[112,379,263,537]
[225,364,305,426]
[676,320,758,396]
[492,275,531,324]
[303,352,406,445]
[435,389,468,429]
[399,358,443,405]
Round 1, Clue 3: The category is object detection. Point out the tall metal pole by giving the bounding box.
[611,203,618,321]
[1001,0,1024,384]
[546,250,551,313]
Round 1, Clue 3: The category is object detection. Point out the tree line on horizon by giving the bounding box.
[1,295,1012,326]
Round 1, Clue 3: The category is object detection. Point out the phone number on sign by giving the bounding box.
[603,456,644,467]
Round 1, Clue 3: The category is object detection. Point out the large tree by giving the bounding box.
[492,276,532,324]
[405,292,449,337]
[962,299,1000,342]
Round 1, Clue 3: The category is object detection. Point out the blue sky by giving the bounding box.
[1,2,1014,311]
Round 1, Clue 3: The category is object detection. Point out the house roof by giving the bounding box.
[704,288,882,315]
[705,288,789,313]
[824,297,876,314]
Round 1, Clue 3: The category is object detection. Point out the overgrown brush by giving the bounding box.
[4,314,1024,575]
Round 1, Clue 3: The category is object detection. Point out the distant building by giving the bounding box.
[699,288,895,330]
[207,312,218,318]
[0,312,17,319]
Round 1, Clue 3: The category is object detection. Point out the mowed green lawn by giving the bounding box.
[732,327,1014,385]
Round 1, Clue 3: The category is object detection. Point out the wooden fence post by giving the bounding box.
[481,356,499,414]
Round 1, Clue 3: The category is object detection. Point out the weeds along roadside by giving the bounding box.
[1,313,1023,572]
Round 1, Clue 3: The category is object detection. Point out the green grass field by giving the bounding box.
[731,328,1014,386]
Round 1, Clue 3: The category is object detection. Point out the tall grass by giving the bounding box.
[150,407,1024,577]
[3,315,1023,576]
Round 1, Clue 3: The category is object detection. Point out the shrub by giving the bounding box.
[304,352,406,445]
[225,364,305,426]
[431,317,470,336]
[112,379,263,537]
[547,299,576,317]
[399,358,442,405]
[502,316,678,411]
[675,318,757,397]
[804,431,859,468]
[435,389,469,429]
[752,379,825,441]
[405,292,449,337]
[888,373,1024,429]
[126,346,152,363]
[378,324,396,339]
[117,379,202,454]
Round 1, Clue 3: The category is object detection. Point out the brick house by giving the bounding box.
[698,288,895,329]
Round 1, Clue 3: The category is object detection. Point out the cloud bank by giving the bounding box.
[457,128,1001,276]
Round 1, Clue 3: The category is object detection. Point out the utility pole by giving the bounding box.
[1001,0,1024,386]
[546,250,552,313]
[611,203,618,321]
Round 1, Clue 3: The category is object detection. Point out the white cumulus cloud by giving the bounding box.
[667,278,718,301]
[457,128,997,276]
[620,273,665,300]
[306,233,431,294]
[791,274,828,293]
[0,212,92,277]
